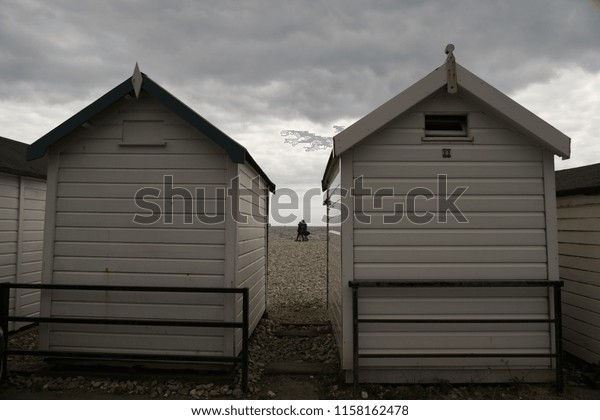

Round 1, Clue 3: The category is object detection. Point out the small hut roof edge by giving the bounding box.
[323,48,570,189]
[27,69,275,193]
[556,163,600,196]
[0,136,47,179]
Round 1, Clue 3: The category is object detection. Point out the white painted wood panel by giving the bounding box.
[559,243,600,260]
[53,257,224,274]
[58,153,227,169]
[55,227,225,244]
[54,242,225,260]
[558,194,600,207]
[326,165,343,355]
[0,174,19,330]
[355,246,547,263]
[58,183,226,199]
[354,213,546,229]
[353,145,543,163]
[57,197,224,215]
[549,193,599,362]
[41,96,241,356]
[357,195,545,213]
[235,162,268,346]
[355,229,546,246]
[52,271,225,287]
[560,255,600,273]
[558,204,600,219]
[359,295,549,316]
[358,178,543,196]
[559,231,600,246]
[50,301,224,320]
[58,168,227,184]
[55,212,226,229]
[560,267,600,289]
[354,263,547,280]
[1,175,45,331]
[48,328,224,355]
[334,90,554,379]
[359,331,550,350]
[558,218,600,231]
[354,161,543,178]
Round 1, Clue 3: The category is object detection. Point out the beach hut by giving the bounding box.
[0,137,47,331]
[556,163,600,363]
[321,46,570,384]
[27,66,274,360]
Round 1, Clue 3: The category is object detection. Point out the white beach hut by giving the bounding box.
[321,46,570,385]
[555,163,600,363]
[0,137,46,331]
[27,67,274,360]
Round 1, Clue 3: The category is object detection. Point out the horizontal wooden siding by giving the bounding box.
[44,95,229,355]
[557,194,600,363]
[349,90,551,374]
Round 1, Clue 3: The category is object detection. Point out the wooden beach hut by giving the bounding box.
[0,137,47,331]
[27,66,275,360]
[321,46,570,384]
[556,163,600,363]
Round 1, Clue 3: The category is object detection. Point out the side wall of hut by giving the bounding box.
[557,194,600,363]
[233,162,268,353]
[0,173,45,331]
[39,94,232,356]
[336,90,557,382]
[326,162,343,355]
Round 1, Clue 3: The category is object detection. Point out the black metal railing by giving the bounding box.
[0,283,249,392]
[350,280,564,397]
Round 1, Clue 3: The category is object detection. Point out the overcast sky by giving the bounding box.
[2,0,600,225]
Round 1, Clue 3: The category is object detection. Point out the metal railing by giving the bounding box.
[0,283,249,392]
[350,280,564,397]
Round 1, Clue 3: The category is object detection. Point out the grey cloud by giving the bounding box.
[2,0,599,224]
[2,0,599,143]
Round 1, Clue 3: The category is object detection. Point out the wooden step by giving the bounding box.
[264,361,335,375]
[274,329,330,337]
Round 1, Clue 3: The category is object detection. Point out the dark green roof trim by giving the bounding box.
[27,73,275,193]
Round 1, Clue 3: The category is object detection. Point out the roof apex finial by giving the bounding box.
[131,62,143,99]
[444,44,458,94]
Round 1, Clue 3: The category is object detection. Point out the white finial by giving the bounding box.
[445,44,458,94]
[131,62,143,99]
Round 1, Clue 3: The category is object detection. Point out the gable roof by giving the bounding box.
[556,163,600,197]
[332,62,571,159]
[0,136,47,179]
[27,72,275,192]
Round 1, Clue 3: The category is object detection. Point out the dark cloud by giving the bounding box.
[3,1,599,111]
[1,0,600,224]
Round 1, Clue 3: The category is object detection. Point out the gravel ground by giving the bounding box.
[267,227,327,324]
[1,225,599,399]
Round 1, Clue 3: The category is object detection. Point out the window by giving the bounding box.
[423,115,471,141]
